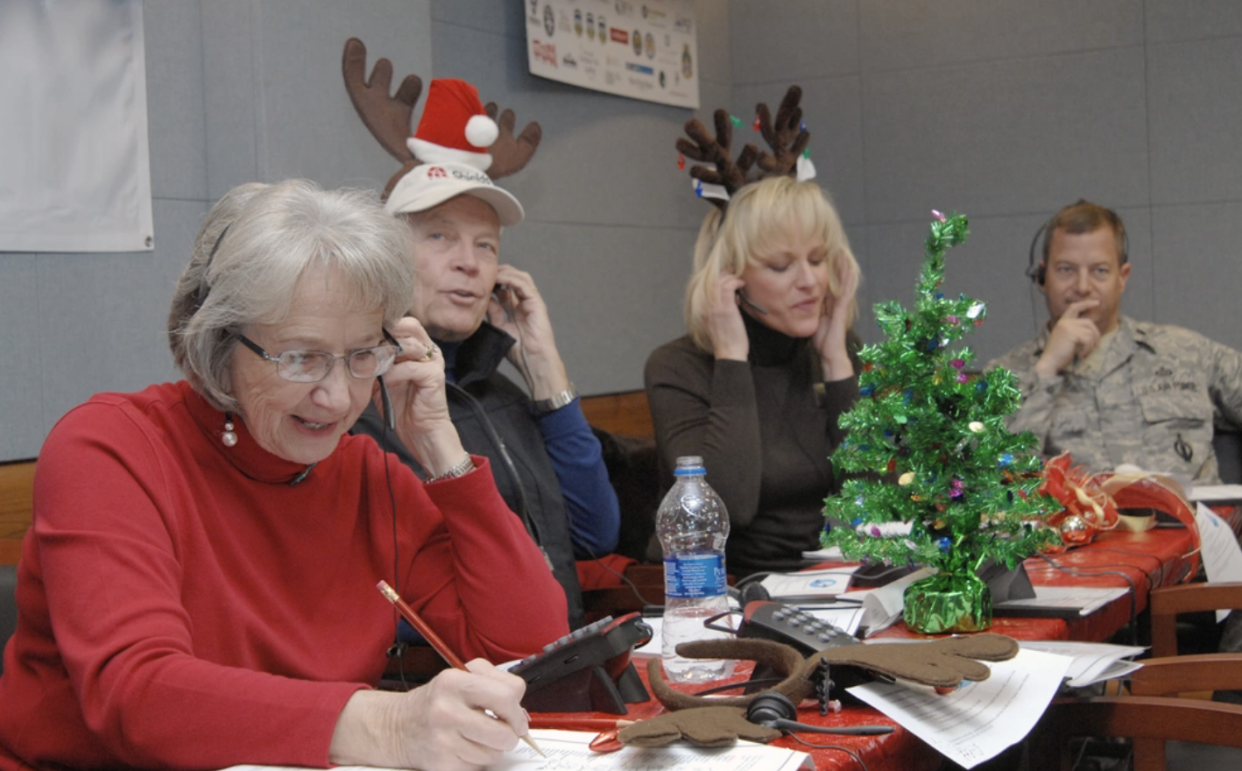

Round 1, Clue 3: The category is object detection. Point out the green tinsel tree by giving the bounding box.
[822,211,1060,632]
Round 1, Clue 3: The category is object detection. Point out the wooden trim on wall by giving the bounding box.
[580,390,653,440]
[0,461,35,565]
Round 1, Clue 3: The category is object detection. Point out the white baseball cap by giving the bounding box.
[384,162,524,226]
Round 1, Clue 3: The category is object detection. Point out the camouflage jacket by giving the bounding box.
[987,316,1242,483]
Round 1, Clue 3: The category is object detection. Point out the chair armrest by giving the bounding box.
[1150,582,1242,656]
[1130,653,1242,696]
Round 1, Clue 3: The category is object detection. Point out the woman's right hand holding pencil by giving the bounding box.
[329,661,530,771]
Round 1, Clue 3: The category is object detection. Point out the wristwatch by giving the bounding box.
[427,454,475,483]
[533,383,578,414]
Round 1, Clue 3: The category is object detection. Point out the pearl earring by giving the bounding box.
[221,413,238,447]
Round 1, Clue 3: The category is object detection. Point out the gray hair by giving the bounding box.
[168,179,415,411]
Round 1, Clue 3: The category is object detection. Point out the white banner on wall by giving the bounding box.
[526,0,699,109]
[0,0,153,253]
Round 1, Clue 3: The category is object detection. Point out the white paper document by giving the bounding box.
[219,729,813,771]
[1018,640,1146,687]
[1195,502,1242,621]
[839,568,933,636]
[760,566,859,600]
[991,584,1129,617]
[848,648,1072,769]
[801,546,844,561]
[1191,484,1242,503]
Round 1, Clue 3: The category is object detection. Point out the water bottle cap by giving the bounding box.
[673,455,705,476]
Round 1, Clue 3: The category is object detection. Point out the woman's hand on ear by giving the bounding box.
[814,258,858,381]
[378,316,468,478]
[705,274,750,362]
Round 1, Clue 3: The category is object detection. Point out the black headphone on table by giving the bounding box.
[1025,199,1129,287]
[746,693,893,736]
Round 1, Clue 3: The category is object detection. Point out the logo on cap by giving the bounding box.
[427,166,448,179]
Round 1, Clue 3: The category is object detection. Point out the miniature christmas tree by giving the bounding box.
[823,211,1059,634]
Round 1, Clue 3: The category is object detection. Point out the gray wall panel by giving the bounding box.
[1148,37,1242,205]
[860,0,1142,73]
[201,0,262,198]
[1147,1,1242,43]
[1151,202,1242,352]
[36,199,205,433]
[143,0,208,201]
[729,0,858,85]
[863,48,1149,224]
[500,221,698,394]
[0,256,44,460]
[431,0,525,38]
[695,0,732,87]
[257,1,433,191]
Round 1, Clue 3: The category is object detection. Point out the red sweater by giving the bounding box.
[0,381,568,770]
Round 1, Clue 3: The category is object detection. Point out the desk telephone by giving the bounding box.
[511,612,653,714]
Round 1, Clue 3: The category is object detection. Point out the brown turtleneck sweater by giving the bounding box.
[644,314,861,576]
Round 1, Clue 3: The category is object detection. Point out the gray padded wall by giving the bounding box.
[729,0,1242,369]
[0,0,728,462]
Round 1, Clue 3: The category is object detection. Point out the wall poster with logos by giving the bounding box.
[525,0,699,109]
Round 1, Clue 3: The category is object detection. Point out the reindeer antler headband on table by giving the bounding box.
[676,85,816,210]
[341,37,542,199]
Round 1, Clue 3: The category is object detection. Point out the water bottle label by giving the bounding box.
[664,554,727,599]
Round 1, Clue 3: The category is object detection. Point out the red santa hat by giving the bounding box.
[407,79,499,172]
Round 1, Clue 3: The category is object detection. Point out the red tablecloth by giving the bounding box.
[542,523,1203,771]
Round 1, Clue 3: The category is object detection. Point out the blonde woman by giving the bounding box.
[645,176,862,576]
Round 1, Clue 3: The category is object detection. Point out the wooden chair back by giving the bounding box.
[1031,695,1242,771]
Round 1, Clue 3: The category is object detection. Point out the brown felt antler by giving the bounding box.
[342,37,422,164]
[482,102,542,180]
[677,110,758,209]
[342,37,424,200]
[755,85,809,177]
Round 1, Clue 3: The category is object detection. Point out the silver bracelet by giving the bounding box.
[427,454,475,483]
[532,383,578,414]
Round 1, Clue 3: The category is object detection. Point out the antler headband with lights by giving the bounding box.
[342,37,542,198]
[676,85,816,209]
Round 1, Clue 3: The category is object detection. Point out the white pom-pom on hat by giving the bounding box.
[465,114,499,149]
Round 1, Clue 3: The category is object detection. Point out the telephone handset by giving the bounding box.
[510,612,653,714]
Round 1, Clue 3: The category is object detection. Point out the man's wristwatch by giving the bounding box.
[533,383,578,414]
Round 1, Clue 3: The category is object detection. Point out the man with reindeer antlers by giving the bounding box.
[343,40,619,629]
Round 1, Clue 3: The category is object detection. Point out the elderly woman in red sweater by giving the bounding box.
[0,180,567,770]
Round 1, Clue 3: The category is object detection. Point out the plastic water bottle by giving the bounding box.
[656,456,734,683]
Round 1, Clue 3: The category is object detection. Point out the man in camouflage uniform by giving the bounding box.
[988,200,1242,484]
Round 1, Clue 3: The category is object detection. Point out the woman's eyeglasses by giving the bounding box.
[233,329,402,383]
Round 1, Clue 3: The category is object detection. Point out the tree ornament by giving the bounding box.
[1058,514,1092,546]
[822,211,1059,634]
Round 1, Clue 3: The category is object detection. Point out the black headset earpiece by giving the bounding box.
[1026,220,1050,287]
[746,691,895,736]
[746,692,798,726]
